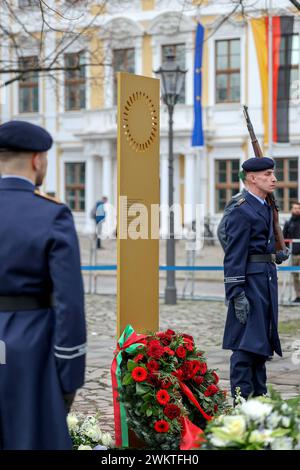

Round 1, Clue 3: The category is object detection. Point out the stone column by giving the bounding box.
[85,154,96,233]
[184,153,195,226]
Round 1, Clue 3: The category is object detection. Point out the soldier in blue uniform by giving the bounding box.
[223,157,282,401]
[0,121,86,449]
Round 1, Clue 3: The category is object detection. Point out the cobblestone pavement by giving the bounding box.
[73,294,300,437]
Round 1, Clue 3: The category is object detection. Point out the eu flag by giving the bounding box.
[192,23,204,147]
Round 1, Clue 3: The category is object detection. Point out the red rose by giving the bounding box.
[132,367,148,382]
[147,360,159,372]
[161,380,172,389]
[154,420,170,433]
[176,346,186,359]
[190,361,201,378]
[198,362,207,375]
[147,343,165,359]
[165,329,176,336]
[147,373,161,387]
[204,384,219,397]
[184,341,194,352]
[156,389,170,405]
[193,375,204,385]
[147,339,161,348]
[156,333,172,345]
[212,371,219,384]
[172,369,183,380]
[182,333,194,342]
[164,404,181,420]
[164,347,175,356]
[133,354,144,363]
[181,361,194,380]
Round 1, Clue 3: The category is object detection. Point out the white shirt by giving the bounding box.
[248,190,266,205]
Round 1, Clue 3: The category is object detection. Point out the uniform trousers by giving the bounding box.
[230,350,268,400]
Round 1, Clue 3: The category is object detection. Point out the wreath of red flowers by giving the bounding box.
[118,329,228,450]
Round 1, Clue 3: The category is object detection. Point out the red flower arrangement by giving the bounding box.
[114,327,229,450]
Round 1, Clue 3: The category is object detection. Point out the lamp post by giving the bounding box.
[155,56,187,305]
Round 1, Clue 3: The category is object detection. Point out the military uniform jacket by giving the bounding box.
[0,177,86,450]
[223,192,282,357]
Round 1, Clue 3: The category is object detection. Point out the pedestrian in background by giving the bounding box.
[283,202,300,303]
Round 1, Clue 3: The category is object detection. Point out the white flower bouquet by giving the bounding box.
[67,413,113,450]
[200,389,300,450]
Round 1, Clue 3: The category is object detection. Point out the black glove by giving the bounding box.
[275,248,290,265]
[63,392,76,414]
[233,292,249,325]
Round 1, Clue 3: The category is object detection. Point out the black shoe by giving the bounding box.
[293,297,300,303]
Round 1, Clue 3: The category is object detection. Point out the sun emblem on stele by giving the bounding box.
[122,91,158,152]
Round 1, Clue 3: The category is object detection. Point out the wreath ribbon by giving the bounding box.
[111,325,147,447]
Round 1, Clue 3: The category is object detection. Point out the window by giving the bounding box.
[18,0,39,6]
[19,56,39,113]
[64,51,86,111]
[65,163,85,211]
[161,44,186,104]
[215,39,240,103]
[215,159,240,212]
[274,157,298,212]
[279,34,299,101]
[113,48,135,105]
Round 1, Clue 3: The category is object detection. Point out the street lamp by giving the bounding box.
[155,55,187,305]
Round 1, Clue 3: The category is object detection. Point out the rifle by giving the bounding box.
[243,105,287,253]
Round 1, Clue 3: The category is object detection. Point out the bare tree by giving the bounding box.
[0,0,297,91]
[0,0,109,88]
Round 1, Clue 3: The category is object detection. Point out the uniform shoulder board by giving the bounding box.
[235,198,246,207]
[232,192,242,199]
[34,189,63,204]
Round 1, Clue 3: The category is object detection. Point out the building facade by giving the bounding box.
[1,0,299,235]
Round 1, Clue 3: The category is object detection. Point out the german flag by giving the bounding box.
[251,16,296,143]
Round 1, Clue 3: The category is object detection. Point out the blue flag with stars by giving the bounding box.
[192,23,204,147]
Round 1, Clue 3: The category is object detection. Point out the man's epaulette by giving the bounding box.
[235,198,246,207]
[34,189,63,204]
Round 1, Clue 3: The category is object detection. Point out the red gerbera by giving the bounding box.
[164,404,181,420]
[204,384,219,397]
[175,346,186,359]
[156,389,170,405]
[133,354,144,363]
[147,360,159,372]
[131,367,148,382]
[154,420,170,433]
